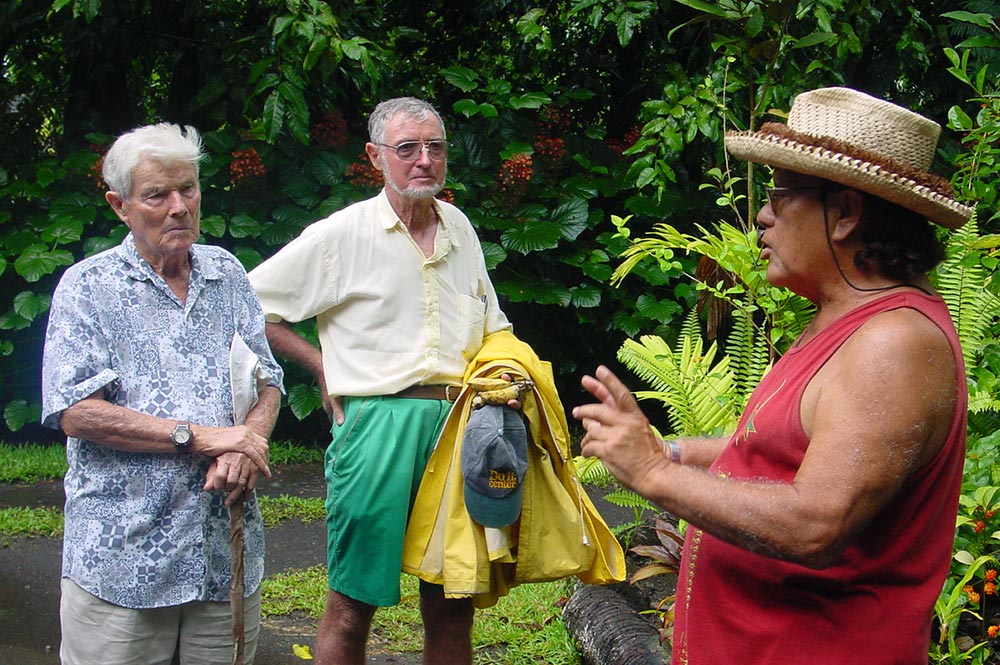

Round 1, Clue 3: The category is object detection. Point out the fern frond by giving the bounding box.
[573,455,613,485]
[934,217,1000,366]
[618,311,741,437]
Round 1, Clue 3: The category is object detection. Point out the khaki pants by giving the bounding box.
[59,577,261,665]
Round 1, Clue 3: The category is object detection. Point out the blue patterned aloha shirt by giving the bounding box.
[41,233,284,609]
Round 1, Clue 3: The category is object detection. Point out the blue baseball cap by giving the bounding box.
[461,405,528,528]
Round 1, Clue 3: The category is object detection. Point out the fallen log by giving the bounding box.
[562,583,667,665]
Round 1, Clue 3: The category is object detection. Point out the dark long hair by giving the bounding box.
[852,193,946,281]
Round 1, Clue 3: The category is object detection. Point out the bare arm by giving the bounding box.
[671,436,728,469]
[60,390,271,474]
[573,310,957,567]
[265,320,342,424]
[205,385,282,504]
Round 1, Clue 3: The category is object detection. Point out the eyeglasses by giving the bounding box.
[765,186,837,214]
[376,140,449,161]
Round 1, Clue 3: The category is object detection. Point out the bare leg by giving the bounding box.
[420,581,474,665]
[315,589,377,665]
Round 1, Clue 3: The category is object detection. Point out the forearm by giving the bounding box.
[265,321,324,382]
[672,436,729,469]
[60,393,272,473]
[60,394,185,454]
[244,386,281,439]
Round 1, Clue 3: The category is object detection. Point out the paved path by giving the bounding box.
[0,464,420,664]
[1,463,634,664]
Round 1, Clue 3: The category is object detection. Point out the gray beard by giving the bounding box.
[381,157,446,199]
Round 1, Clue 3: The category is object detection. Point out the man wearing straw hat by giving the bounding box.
[573,87,975,663]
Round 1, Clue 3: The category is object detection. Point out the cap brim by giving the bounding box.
[725,131,974,229]
[464,481,524,528]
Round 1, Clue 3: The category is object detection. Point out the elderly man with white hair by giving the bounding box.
[42,123,284,665]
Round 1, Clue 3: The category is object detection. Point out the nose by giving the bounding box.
[166,190,189,215]
[756,201,776,227]
[413,145,434,165]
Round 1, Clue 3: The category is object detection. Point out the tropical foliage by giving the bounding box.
[4,0,1000,661]
[3,0,998,444]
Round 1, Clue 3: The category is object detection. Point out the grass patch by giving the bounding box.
[261,567,578,663]
[0,443,68,483]
[269,440,324,466]
[257,494,325,527]
[0,506,64,539]
[0,439,320,487]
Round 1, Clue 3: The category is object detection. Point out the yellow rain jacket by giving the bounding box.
[401,330,625,608]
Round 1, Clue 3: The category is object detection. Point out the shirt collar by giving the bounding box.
[118,232,224,282]
[375,189,462,252]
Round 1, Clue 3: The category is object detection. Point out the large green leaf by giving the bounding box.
[13,291,51,321]
[501,219,563,254]
[288,383,323,420]
[550,199,589,241]
[49,192,97,226]
[263,90,285,143]
[569,284,602,308]
[42,218,84,245]
[508,92,551,110]
[14,245,75,282]
[441,67,479,92]
[200,214,226,238]
[279,81,311,144]
[480,241,508,270]
[4,399,40,432]
[229,214,264,239]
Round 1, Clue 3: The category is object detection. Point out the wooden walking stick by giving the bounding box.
[230,498,245,665]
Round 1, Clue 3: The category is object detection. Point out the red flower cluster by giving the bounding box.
[89,143,109,190]
[534,135,566,162]
[990,624,1000,639]
[345,157,382,188]
[541,104,571,131]
[437,189,455,204]
[92,155,107,190]
[312,109,349,149]
[231,148,265,185]
[499,154,533,191]
[608,125,643,155]
[534,105,568,163]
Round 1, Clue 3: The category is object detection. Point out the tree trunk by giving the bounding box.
[562,583,668,665]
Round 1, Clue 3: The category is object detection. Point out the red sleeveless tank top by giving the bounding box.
[671,292,967,665]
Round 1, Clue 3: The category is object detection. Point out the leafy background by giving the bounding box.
[1,0,997,449]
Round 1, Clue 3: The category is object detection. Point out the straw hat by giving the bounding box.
[725,87,974,228]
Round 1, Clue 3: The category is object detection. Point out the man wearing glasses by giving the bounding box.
[573,87,974,664]
[249,97,511,664]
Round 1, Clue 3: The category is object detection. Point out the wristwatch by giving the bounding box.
[171,422,192,451]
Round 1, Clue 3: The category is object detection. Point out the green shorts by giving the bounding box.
[325,395,451,606]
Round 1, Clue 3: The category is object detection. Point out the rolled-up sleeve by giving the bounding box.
[41,268,118,430]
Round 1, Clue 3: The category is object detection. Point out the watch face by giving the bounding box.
[172,424,191,446]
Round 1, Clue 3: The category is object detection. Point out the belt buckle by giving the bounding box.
[445,385,459,402]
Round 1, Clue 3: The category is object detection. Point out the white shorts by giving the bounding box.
[59,577,261,665]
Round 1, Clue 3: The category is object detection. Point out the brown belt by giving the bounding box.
[393,384,460,402]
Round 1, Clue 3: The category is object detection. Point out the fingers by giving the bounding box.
[330,396,345,426]
[205,454,258,506]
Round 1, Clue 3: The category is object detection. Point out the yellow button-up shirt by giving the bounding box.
[248,190,511,397]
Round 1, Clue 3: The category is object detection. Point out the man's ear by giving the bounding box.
[364,143,383,172]
[105,191,129,224]
[828,188,864,242]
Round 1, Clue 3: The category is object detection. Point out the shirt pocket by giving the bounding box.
[457,293,486,362]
